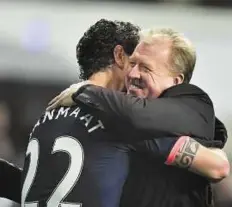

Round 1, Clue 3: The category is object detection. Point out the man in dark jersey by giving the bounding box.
[48,22,229,207]
[21,20,161,207]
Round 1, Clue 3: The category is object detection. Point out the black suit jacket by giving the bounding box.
[74,83,215,142]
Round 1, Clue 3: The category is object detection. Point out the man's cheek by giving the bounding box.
[124,77,130,92]
[143,79,160,98]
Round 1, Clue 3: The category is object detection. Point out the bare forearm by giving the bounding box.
[165,136,230,181]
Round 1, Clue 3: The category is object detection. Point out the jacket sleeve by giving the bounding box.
[73,85,215,141]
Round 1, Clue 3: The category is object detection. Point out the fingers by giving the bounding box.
[46,97,61,111]
[46,80,91,111]
[47,89,69,111]
[70,80,91,89]
[48,92,63,108]
[46,100,59,111]
[47,99,59,111]
[48,94,61,107]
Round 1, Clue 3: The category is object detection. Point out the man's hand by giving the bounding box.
[46,81,90,111]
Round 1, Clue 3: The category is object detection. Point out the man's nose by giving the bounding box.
[128,65,140,79]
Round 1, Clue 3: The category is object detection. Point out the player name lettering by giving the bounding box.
[30,107,105,139]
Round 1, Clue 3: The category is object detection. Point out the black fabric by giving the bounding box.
[73,83,215,141]
[72,83,228,207]
[74,84,227,149]
[160,85,227,148]
[120,153,212,207]
[192,118,227,149]
[214,117,227,148]
[21,106,131,207]
[0,159,21,203]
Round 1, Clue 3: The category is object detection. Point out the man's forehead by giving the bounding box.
[136,42,153,55]
[130,42,153,60]
[132,39,171,60]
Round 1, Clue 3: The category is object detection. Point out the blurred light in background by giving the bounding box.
[21,20,51,52]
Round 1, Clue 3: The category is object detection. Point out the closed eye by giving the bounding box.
[142,65,152,72]
[129,61,136,67]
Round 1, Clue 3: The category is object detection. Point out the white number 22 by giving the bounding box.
[21,136,84,207]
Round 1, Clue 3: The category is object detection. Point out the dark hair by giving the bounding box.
[76,19,140,80]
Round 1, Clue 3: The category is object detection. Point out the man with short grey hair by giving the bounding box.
[49,26,229,207]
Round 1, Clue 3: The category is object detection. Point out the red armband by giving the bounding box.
[165,136,189,165]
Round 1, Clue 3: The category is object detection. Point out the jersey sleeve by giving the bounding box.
[73,84,215,141]
[129,138,178,163]
[130,135,225,164]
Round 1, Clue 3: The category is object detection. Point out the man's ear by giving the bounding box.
[114,45,125,69]
[174,74,184,85]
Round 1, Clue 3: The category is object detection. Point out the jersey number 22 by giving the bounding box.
[21,136,84,207]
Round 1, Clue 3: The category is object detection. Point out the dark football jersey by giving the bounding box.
[21,106,130,207]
